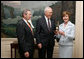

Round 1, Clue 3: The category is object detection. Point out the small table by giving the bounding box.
[10,42,38,58]
[10,42,18,58]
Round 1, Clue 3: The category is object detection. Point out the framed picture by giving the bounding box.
[1,1,76,38]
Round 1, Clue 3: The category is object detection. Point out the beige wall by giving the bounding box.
[1,38,18,58]
[74,1,83,58]
[1,1,83,58]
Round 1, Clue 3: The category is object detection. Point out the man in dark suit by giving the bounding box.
[16,9,34,58]
[36,7,56,58]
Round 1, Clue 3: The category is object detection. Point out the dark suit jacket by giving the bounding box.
[16,19,34,55]
[36,16,56,47]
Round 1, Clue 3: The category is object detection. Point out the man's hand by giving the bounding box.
[38,43,42,49]
[54,30,59,35]
[24,52,29,58]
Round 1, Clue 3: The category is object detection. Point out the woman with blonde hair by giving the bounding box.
[55,11,75,58]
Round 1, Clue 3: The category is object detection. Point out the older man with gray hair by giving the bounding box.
[36,7,56,58]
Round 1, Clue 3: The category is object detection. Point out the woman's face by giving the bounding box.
[63,14,69,23]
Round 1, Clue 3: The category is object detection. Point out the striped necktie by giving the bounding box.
[27,21,33,35]
[48,19,51,31]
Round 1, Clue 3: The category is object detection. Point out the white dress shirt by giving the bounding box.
[28,19,34,29]
[44,16,51,28]
[23,18,28,26]
[23,18,34,29]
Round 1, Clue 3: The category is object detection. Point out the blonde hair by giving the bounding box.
[62,11,71,17]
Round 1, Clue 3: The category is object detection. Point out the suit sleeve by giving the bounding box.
[52,19,57,39]
[16,22,29,53]
[65,25,75,39]
[51,19,56,34]
[35,19,41,44]
[53,19,56,30]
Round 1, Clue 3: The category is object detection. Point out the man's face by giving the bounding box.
[25,11,32,20]
[45,9,53,19]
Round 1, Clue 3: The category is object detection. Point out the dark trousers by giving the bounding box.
[19,49,34,58]
[38,44,54,58]
[20,52,34,58]
[20,53,34,58]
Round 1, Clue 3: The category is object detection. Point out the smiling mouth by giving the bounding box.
[64,19,67,20]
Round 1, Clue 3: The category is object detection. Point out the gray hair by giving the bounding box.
[22,9,30,17]
[44,7,52,13]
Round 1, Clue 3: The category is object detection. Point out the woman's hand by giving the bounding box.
[59,31,65,36]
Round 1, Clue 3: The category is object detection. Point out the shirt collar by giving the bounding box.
[23,18,28,24]
[63,21,71,27]
[23,18,31,23]
[44,15,50,20]
[23,18,34,28]
[28,19,31,23]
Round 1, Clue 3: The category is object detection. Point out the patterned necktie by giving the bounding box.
[27,21,33,35]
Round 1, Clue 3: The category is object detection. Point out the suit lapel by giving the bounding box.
[51,19,53,29]
[22,19,31,32]
[42,16,50,32]
[43,16,53,31]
